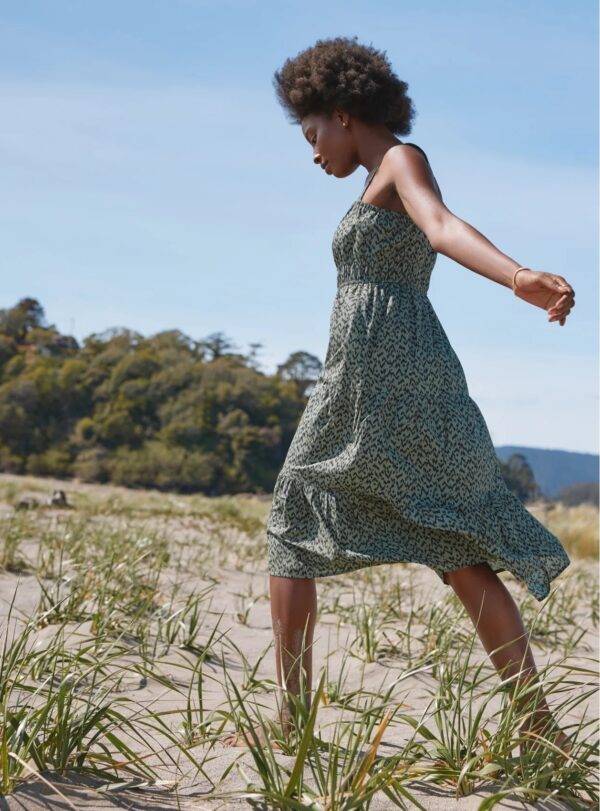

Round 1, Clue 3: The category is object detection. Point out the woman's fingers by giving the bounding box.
[547,274,574,297]
[542,280,574,319]
[548,291,575,315]
[549,304,573,322]
[550,303,573,319]
[558,283,574,296]
[552,273,571,288]
[548,297,574,318]
[549,293,569,311]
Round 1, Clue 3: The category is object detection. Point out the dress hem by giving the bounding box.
[266,471,571,603]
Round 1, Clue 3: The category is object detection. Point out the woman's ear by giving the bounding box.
[336,109,349,128]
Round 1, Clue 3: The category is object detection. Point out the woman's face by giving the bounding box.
[301,111,356,178]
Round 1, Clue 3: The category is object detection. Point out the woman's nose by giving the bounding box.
[313,153,321,165]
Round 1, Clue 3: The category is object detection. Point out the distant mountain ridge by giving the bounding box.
[494,445,599,499]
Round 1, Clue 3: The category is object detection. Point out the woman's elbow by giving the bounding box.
[427,211,457,253]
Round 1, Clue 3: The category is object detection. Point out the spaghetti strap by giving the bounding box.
[360,142,429,202]
[360,166,379,201]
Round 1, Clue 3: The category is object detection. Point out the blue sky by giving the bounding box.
[1,1,597,454]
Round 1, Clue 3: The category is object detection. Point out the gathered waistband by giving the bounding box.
[336,264,429,295]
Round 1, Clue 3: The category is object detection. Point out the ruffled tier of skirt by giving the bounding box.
[266,470,570,602]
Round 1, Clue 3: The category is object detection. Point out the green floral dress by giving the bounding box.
[266,144,571,602]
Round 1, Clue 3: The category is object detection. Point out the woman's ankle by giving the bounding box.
[277,688,312,729]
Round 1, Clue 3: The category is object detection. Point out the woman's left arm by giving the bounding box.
[387,147,575,326]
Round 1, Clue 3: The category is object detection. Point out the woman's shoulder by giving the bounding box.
[401,142,430,163]
[383,142,430,168]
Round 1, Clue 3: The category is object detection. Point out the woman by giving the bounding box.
[225,36,575,754]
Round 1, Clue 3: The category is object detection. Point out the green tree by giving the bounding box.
[277,350,322,397]
[0,297,311,494]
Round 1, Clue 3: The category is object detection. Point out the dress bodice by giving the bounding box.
[332,148,438,295]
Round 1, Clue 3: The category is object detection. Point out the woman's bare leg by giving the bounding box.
[443,563,571,753]
[270,575,317,725]
[224,575,317,746]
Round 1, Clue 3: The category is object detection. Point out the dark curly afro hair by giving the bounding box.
[273,36,416,136]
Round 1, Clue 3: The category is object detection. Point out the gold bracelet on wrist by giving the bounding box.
[512,266,530,292]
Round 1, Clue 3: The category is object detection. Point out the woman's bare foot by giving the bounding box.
[222,709,296,749]
[222,723,284,749]
[518,717,574,762]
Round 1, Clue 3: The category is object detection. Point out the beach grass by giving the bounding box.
[0,472,597,809]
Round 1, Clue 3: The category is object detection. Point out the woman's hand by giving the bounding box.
[513,269,575,326]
